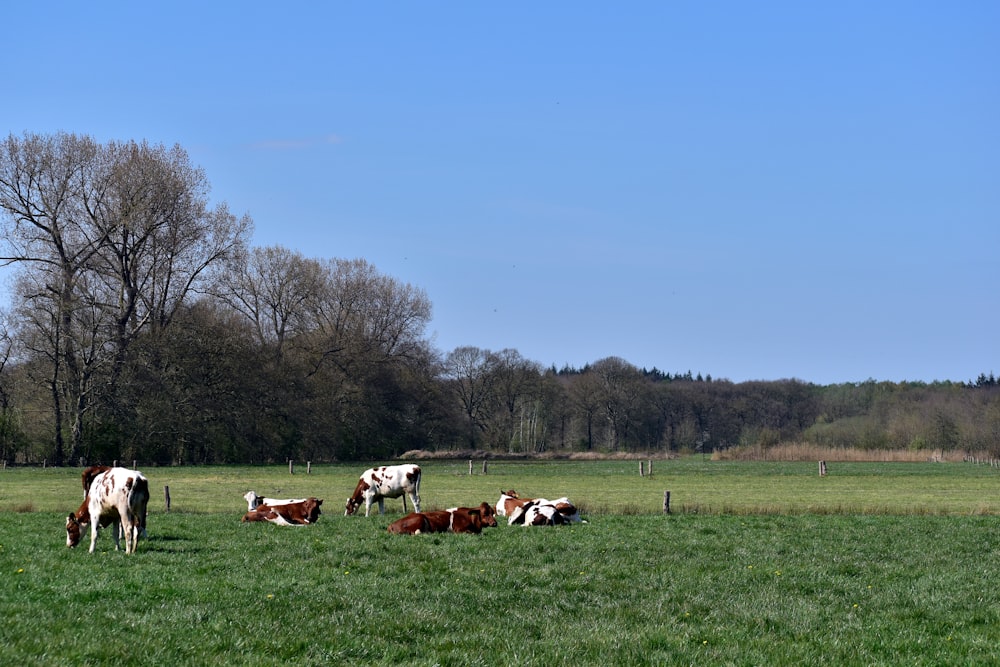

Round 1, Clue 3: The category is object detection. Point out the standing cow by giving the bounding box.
[345,464,421,516]
[66,467,149,554]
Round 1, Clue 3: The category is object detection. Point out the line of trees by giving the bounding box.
[1,132,998,465]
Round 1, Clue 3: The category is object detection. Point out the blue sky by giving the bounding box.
[4,2,997,384]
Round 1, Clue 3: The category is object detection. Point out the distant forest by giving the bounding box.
[1,132,997,465]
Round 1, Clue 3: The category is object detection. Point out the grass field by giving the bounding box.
[1,459,999,665]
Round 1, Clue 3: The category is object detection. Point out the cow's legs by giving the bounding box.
[88,521,99,553]
[410,491,421,513]
[377,498,385,515]
[112,520,122,551]
[124,521,138,554]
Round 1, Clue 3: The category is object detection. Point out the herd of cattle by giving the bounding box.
[66,463,584,554]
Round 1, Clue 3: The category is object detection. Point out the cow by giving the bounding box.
[387,504,492,535]
[496,489,530,518]
[66,467,149,554]
[345,464,421,516]
[242,497,323,525]
[448,502,498,528]
[243,491,307,512]
[498,490,585,526]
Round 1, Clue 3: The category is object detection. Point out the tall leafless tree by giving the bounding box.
[0,132,250,464]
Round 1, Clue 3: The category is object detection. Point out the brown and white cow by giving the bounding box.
[345,464,421,516]
[496,489,530,518]
[243,491,307,512]
[498,490,585,526]
[66,467,149,554]
[241,497,323,525]
[387,504,493,535]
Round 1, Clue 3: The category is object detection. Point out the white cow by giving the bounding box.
[66,467,149,554]
[345,464,421,516]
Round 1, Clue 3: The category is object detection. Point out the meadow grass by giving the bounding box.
[1,459,999,665]
[3,458,999,516]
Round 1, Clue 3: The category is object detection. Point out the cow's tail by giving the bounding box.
[411,466,422,512]
[129,476,150,543]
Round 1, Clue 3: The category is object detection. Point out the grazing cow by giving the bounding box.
[66,467,149,554]
[498,490,585,526]
[345,464,421,516]
[242,497,323,525]
[243,491,307,512]
[387,505,490,535]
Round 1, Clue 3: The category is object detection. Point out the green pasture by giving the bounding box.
[2,457,999,516]
[1,460,999,665]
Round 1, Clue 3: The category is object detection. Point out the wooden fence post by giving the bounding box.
[113,459,118,467]
[663,490,671,514]
[164,485,171,512]
[639,461,645,477]
[307,461,312,475]
[468,459,473,475]
[482,459,488,474]
[289,460,294,475]
[648,460,653,477]
[819,460,827,476]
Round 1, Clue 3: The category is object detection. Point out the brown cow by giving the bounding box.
[242,497,323,525]
[387,504,493,535]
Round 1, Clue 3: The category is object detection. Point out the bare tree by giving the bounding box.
[443,346,498,448]
[216,245,323,358]
[591,356,644,450]
[0,132,250,463]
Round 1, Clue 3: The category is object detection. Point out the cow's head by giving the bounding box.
[305,498,323,523]
[478,502,498,527]
[345,479,370,515]
[65,513,83,548]
[345,497,360,516]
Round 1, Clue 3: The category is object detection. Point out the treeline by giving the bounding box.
[1,132,997,465]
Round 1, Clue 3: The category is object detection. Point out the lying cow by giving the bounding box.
[244,491,307,512]
[345,464,421,516]
[66,467,149,554]
[497,490,585,526]
[387,504,495,535]
[242,497,323,525]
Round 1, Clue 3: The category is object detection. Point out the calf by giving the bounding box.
[66,467,149,554]
[345,464,421,516]
[243,491,307,511]
[242,497,323,525]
